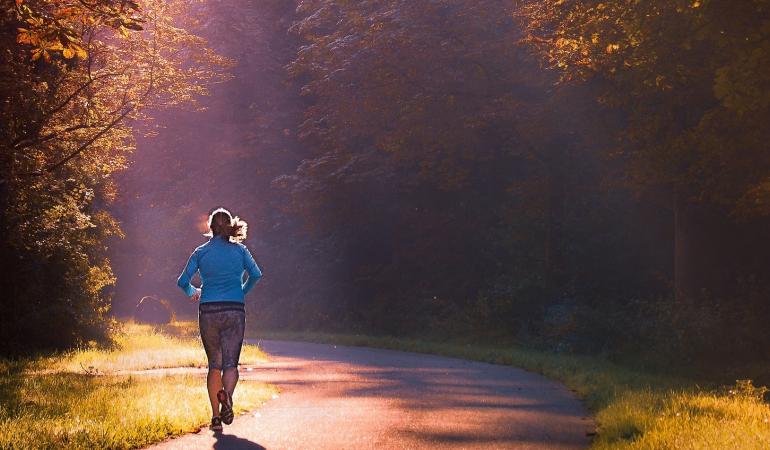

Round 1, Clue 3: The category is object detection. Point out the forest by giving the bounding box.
[2,0,770,372]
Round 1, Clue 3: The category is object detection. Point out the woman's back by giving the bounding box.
[177,235,262,303]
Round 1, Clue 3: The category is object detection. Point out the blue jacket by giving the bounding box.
[177,235,262,303]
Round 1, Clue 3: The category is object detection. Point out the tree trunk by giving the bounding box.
[673,190,695,301]
[543,143,566,298]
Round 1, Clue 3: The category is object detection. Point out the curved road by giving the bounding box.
[150,340,593,449]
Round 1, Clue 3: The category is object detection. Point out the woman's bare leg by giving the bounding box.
[207,369,223,417]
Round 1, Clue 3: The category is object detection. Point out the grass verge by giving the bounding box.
[252,330,770,449]
[49,321,267,373]
[0,322,276,449]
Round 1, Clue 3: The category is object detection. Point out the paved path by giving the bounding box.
[149,340,593,449]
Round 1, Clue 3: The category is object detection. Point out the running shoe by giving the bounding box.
[210,416,223,432]
[218,389,234,425]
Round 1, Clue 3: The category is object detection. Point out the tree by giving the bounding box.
[0,0,229,351]
[275,0,642,335]
[519,0,770,299]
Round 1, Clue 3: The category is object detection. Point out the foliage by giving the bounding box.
[0,0,230,352]
[15,0,145,63]
[246,0,770,367]
[266,0,661,336]
[520,0,770,213]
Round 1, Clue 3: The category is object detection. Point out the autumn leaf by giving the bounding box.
[122,21,144,31]
[16,28,33,45]
[71,44,88,59]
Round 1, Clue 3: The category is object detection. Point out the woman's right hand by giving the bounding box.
[191,287,202,302]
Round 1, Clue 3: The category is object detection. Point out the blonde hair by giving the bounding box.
[204,207,247,243]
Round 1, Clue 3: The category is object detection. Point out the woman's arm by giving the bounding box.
[241,245,263,295]
[177,250,200,297]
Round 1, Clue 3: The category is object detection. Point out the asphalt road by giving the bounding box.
[149,340,593,449]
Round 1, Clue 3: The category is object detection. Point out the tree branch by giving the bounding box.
[10,71,119,149]
[14,123,97,151]
[17,6,159,178]
[19,106,133,177]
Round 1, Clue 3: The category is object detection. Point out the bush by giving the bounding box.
[0,241,115,355]
[562,290,770,369]
[134,296,175,325]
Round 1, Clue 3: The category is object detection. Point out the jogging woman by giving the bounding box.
[177,207,263,432]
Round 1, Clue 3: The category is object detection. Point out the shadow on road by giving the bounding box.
[253,340,593,448]
[213,431,266,450]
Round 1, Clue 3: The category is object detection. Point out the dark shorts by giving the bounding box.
[198,302,246,370]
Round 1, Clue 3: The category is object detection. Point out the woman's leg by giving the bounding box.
[199,306,225,418]
[220,310,246,395]
[222,367,239,395]
[217,311,244,425]
[207,369,223,417]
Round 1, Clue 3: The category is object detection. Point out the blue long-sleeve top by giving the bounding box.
[176,235,262,303]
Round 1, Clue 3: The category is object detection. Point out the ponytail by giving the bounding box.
[228,216,248,243]
[205,208,248,243]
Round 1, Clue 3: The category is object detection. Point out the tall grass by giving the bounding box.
[0,322,276,449]
[50,322,267,373]
[255,331,770,449]
[593,388,770,449]
[0,372,275,450]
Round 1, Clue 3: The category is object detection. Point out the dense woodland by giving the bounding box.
[2,0,770,367]
[0,0,229,350]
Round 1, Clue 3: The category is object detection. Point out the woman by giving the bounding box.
[177,207,263,432]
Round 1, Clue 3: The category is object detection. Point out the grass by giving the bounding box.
[0,322,277,449]
[252,330,770,449]
[48,321,268,374]
[593,388,770,449]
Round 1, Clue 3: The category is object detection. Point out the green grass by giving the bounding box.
[48,321,268,374]
[0,322,277,449]
[253,331,770,449]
